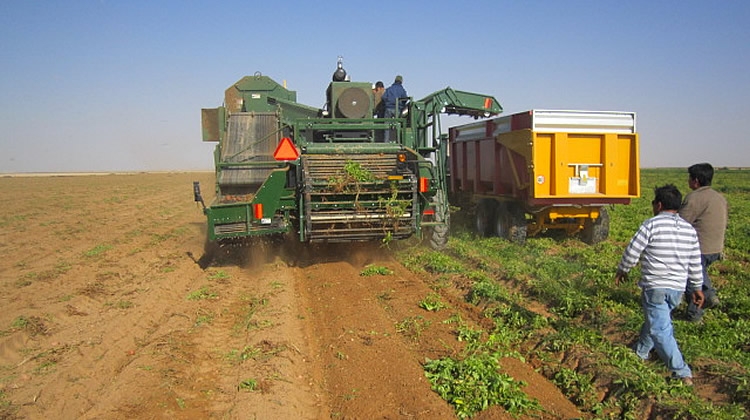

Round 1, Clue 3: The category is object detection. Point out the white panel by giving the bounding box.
[530,109,636,133]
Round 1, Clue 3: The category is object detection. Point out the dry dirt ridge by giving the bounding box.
[0,172,583,419]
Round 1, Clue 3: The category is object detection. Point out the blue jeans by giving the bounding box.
[635,288,692,378]
[685,253,721,321]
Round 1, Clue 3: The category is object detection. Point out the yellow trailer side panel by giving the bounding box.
[493,130,639,200]
[527,131,639,199]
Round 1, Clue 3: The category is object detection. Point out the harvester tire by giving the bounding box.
[581,207,610,245]
[475,199,496,237]
[199,236,220,269]
[495,201,527,244]
[428,190,450,250]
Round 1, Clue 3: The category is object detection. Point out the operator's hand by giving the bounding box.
[692,290,706,308]
[614,269,628,287]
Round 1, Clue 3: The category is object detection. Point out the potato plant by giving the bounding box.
[399,168,750,419]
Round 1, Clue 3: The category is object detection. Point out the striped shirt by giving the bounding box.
[618,212,703,291]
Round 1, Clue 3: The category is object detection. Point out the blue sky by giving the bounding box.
[1,1,748,172]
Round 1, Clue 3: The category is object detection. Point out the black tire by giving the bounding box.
[199,235,219,269]
[508,203,528,244]
[428,190,450,250]
[475,199,497,237]
[581,207,610,245]
[495,201,527,244]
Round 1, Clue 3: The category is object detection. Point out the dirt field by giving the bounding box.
[0,172,582,419]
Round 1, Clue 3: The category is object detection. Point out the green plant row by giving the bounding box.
[398,168,750,419]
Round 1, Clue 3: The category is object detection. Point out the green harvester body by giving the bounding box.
[196,60,501,249]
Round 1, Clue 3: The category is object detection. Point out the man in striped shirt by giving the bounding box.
[614,184,704,385]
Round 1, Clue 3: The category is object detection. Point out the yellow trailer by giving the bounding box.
[448,109,640,244]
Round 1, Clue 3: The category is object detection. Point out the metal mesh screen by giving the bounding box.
[218,112,280,187]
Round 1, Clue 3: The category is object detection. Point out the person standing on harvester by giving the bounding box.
[372,81,385,118]
[382,75,407,118]
[381,75,407,141]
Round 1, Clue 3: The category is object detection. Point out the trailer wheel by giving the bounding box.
[495,201,527,244]
[475,199,496,237]
[581,207,610,245]
[428,190,450,250]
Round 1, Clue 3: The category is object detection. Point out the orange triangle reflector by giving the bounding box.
[273,137,299,161]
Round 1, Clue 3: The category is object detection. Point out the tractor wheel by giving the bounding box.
[581,207,610,245]
[475,199,497,237]
[428,190,450,250]
[495,201,527,244]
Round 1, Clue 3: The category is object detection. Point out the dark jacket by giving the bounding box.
[381,82,407,111]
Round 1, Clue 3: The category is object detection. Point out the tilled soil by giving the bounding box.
[0,172,581,419]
